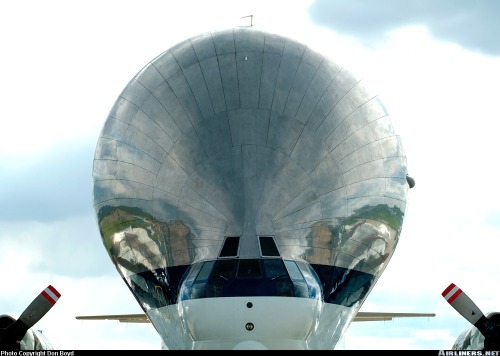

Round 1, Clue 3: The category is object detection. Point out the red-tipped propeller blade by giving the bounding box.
[0,285,61,350]
[442,283,500,349]
[18,285,61,329]
[442,283,484,325]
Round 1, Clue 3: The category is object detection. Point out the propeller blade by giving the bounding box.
[442,283,499,343]
[442,283,484,325]
[0,285,61,349]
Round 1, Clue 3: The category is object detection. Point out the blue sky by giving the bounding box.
[1,0,499,350]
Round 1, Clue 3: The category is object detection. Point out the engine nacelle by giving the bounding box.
[452,312,500,350]
[0,314,54,350]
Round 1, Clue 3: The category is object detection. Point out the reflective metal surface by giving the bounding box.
[93,28,409,340]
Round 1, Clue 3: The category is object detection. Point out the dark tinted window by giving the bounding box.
[263,259,287,279]
[196,261,214,281]
[237,259,262,278]
[211,259,237,280]
[259,235,280,256]
[219,236,240,257]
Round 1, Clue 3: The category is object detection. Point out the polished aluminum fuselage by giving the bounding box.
[92,28,409,349]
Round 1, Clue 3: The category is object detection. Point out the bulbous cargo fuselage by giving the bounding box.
[92,28,409,349]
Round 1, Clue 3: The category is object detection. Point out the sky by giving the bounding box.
[1,0,499,350]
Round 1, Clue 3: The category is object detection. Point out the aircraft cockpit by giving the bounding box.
[179,235,322,301]
[178,258,322,301]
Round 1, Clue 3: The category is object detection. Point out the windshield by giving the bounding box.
[178,258,322,301]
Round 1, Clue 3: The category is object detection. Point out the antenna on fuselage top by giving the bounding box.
[240,15,253,27]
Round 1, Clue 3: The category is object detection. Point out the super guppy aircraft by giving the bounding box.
[87,27,417,350]
[3,26,499,351]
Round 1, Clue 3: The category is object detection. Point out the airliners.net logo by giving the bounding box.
[438,351,499,356]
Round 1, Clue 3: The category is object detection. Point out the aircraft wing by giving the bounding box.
[353,312,435,322]
[75,314,150,323]
[76,311,434,323]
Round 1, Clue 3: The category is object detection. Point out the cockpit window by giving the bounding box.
[211,259,236,280]
[219,236,240,257]
[237,259,262,278]
[178,258,322,301]
[196,260,214,281]
[258,235,280,257]
[184,261,203,284]
[284,260,304,280]
[263,259,287,279]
